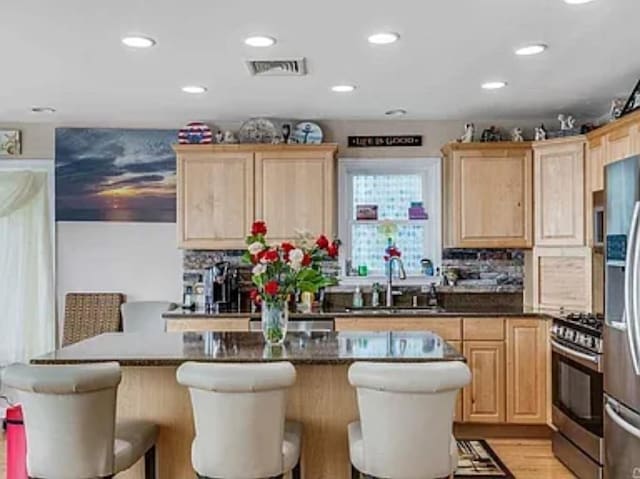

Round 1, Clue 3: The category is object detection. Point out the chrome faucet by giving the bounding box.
[386,256,407,307]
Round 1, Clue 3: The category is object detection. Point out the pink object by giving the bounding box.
[5,405,28,479]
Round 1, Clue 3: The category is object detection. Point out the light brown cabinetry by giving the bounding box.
[442,142,533,248]
[506,319,548,424]
[255,149,335,242]
[165,317,251,332]
[176,150,254,249]
[173,144,337,249]
[334,317,462,340]
[587,136,605,192]
[533,138,586,246]
[463,341,506,423]
[531,246,592,312]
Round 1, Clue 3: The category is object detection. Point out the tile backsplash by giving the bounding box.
[441,248,524,290]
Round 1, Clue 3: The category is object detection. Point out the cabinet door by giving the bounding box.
[462,341,506,423]
[456,148,532,248]
[166,318,250,332]
[534,140,585,246]
[532,246,592,312]
[177,152,254,249]
[588,137,605,192]
[450,340,464,423]
[506,319,548,424]
[255,150,335,242]
[606,126,633,165]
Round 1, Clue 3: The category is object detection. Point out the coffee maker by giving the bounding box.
[204,262,240,313]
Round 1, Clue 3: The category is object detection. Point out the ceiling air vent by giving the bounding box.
[246,58,307,76]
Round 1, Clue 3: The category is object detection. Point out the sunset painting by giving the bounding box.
[55,128,177,222]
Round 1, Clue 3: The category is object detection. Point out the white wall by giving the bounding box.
[55,222,182,321]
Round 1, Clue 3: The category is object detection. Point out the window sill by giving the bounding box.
[328,275,440,292]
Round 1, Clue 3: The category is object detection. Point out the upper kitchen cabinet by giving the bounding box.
[533,137,586,247]
[587,135,605,192]
[586,109,640,167]
[174,146,255,249]
[442,142,533,248]
[173,144,337,249]
[255,145,337,242]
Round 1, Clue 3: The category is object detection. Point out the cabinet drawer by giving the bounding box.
[463,318,505,340]
[334,317,462,340]
[166,318,250,332]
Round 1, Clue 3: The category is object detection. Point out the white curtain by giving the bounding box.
[0,170,55,366]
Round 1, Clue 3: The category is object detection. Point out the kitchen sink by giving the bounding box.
[341,307,446,315]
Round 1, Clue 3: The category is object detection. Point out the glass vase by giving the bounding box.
[261,303,288,345]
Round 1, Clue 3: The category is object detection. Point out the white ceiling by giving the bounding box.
[1,0,638,123]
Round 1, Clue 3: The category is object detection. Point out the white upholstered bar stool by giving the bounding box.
[176,362,302,479]
[121,301,177,333]
[348,361,471,479]
[2,362,159,479]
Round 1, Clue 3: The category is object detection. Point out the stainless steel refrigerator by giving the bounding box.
[604,155,640,478]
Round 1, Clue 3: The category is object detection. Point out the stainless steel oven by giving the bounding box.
[551,314,604,479]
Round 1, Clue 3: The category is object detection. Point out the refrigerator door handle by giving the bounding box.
[625,201,640,374]
[605,402,640,440]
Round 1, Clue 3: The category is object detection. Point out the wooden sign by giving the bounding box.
[347,135,423,148]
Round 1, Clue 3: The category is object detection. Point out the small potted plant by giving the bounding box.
[244,221,339,345]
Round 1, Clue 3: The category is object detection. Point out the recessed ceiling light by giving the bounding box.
[481,81,508,90]
[564,0,597,4]
[385,109,407,116]
[331,85,356,93]
[181,85,207,94]
[244,36,276,47]
[515,44,547,56]
[368,32,400,45]
[31,106,56,113]
[121,35,156,48]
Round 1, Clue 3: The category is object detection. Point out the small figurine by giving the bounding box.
[214,130,223,143]
[511,127,524,142]
[558,114,576,131]
[480,126,501,142]
[610,98,625,121]
[271,135,282,144]
[281,123,291,144]
[534,124,547,141]
[223,130,238,144]
[459,123,475,143]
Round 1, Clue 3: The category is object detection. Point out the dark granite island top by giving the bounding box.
[31,331,465,366]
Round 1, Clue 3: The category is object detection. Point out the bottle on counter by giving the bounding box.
[371,282,381,308]
[353,286,364,308]
[182,286,195,310]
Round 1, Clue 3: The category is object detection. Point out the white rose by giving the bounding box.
[248,241,264,255]
[289,248,304,263]
[252,263,266,275]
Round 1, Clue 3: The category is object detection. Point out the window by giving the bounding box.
[338,158,441,279]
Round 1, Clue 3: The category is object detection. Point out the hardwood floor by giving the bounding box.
[0,433,575,478]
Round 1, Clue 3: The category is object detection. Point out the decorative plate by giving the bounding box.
[292,121,323,144]
[238,118,278,144]
[178,122,213,144]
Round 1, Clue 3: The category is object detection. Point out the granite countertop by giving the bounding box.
[163,307,551,320]
[31,331,464,366]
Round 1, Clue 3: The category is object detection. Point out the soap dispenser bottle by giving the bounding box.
[353,286,364,308]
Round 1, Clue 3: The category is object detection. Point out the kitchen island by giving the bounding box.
[32,331,464,479]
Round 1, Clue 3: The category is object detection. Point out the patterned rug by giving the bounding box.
[455,439,514,478]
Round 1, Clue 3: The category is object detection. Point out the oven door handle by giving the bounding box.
[550,338,599,364]
[605,402,640,440]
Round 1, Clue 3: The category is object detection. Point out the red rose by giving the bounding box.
[315,235,329,250]
[281,242,295,260]
[249,289,262,304]
[327,241,339,258]
[251,221,267,236]
[301,253,312,267]
[264,280,279,296]
[261,249,279,262]
[250,254,259,265]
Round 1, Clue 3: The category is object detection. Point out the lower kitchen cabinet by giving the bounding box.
[449,340,463,422]
[165,318,251,332]
[463,341,506,423]
[505,318,548,424]
[334,316,462,341]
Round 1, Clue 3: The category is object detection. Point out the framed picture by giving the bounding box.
[0,130,21,156]
[621,79,640,116]
[356,204,378,220]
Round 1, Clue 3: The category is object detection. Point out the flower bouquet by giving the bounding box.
[244,220,339,345]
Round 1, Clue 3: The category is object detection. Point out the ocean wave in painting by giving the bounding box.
[55,128,177,222]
